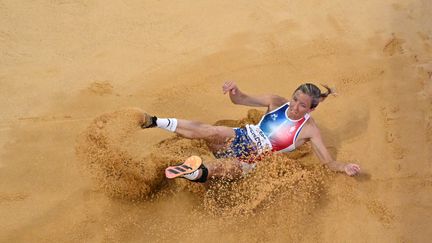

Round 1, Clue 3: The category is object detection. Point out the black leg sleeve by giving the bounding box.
[193,164,208,183]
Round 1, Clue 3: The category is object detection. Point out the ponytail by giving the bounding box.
[318,84,336,102]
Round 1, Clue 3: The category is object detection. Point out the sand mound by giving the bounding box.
[201,154,326,216]
[75,108,166,200]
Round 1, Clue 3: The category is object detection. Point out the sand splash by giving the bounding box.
[75,108,166,200]
[202,155,326,216]
[75,108,327,216]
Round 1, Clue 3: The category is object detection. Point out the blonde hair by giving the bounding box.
[294,83,334,109]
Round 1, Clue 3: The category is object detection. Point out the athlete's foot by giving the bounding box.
[165,155,202,179]
[141,113,157,129]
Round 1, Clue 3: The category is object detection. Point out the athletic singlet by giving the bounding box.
[246,102,310,153]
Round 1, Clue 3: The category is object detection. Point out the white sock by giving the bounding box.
[156,118,178,132]
[182,169,201,180]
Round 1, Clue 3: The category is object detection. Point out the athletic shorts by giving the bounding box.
[213,127,260,164]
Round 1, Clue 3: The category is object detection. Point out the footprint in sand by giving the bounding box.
[87,81,114,96]
[380,106,406,159]
[413,61,432,135]
[385,131,399,143]
[391,144,405,160]
[415,61,432,83]
[336,68,385,93]
[0,192,29,203]
[383,35,406,56]
[380,105,400,127]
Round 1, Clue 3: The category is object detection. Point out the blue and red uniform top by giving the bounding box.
[246,102,310,153]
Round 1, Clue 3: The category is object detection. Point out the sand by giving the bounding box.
[1,0,432,242]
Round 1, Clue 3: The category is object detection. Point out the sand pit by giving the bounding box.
[1,1,432,242]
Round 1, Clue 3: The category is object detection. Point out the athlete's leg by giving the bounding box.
[174,119,233,139]
[144,113,243,181]
[142,113,235,152]
[176,119,235,151]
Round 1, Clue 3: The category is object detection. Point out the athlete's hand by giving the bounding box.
[222,81,239,95]
[344,163,361,176]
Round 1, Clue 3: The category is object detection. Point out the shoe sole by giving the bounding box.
[141,113,154,129]
[165,155,202,179]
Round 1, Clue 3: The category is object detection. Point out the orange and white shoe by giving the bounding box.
[165,155,202,179]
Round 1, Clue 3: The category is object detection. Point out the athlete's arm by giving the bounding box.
[222,81,287,110]
[307,120,360,176]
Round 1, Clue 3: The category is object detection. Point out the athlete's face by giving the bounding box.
[288,90,313,120]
